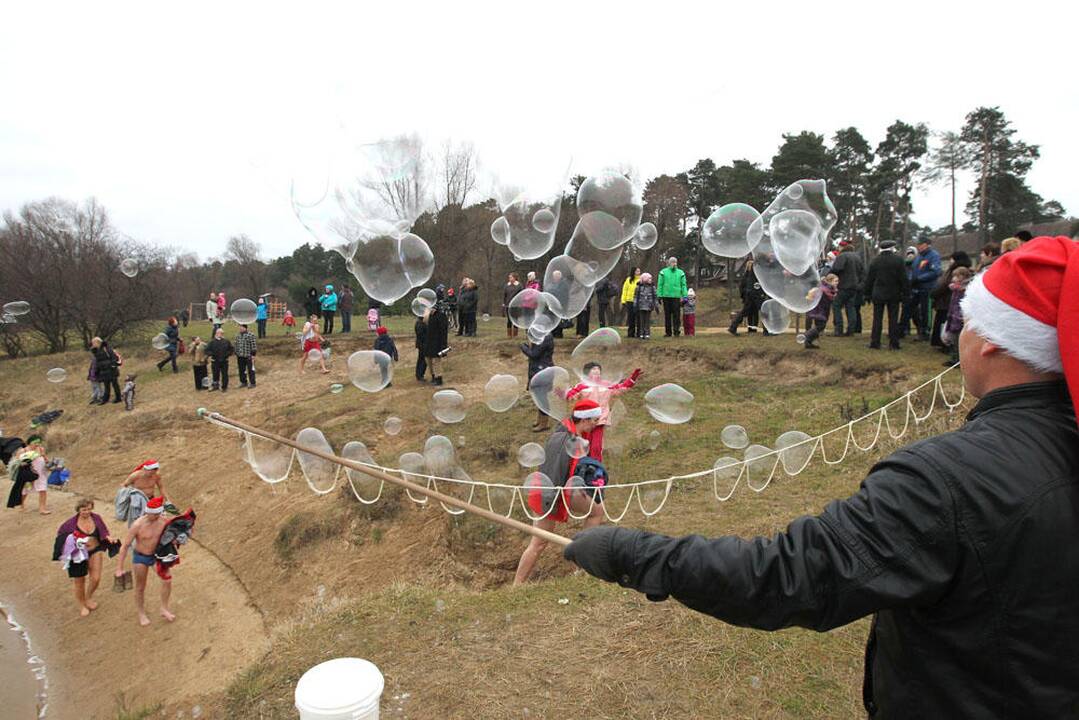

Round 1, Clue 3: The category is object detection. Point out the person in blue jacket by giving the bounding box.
[319,284,338,335]
[255,297,269,339]
[909,234,941,341]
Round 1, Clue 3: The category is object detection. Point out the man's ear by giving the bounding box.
[980,340,1001,358]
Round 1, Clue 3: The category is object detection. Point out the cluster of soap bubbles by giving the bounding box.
[410,288,438,318]
[702,180,838,319]
[291,135,435,304]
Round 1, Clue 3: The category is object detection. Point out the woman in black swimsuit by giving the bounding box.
[53,498,115,617]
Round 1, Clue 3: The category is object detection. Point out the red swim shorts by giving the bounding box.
[302,339,322,354]
[527,486,570,523]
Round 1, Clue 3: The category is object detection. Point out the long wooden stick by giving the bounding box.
[201,410,571,548]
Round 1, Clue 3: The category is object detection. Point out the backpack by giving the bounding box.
[572,456,609,502]
[177,339,186,355]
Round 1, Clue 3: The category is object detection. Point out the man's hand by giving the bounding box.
[564,526,632,583]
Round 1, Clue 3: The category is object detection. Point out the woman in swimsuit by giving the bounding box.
[53,498,115,617]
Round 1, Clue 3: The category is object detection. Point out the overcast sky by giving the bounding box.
[2,1,1075,260]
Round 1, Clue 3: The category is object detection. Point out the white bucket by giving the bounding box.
[295,657,384,720]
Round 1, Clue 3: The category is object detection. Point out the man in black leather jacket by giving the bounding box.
[565,236,1079,718]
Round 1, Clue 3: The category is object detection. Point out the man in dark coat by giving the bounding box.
[595,278,616,328]
[829,243,865,335]
[338,286,354,333]
[564,237,1079,719]
[520,331,554,431]
[862,240,910,350]
[423,290,450,386]
[728,260,767,335]
[204,328,234,392]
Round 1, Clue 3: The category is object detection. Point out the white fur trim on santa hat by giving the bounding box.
[960,273,1063,373]
[573,407,602,420]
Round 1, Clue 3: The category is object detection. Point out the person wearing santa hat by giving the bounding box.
[114,460,170,591]
[513,399,607,585]
[564,237,1079,717]
[115,495,176,626]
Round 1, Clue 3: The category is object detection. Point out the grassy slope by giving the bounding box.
[0,294,968,719]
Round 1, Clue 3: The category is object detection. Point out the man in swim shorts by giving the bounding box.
[114,496,175,626]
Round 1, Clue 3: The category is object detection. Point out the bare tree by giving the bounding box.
[225,233,266,297]
[437,140,478,210]
[344,134,430,227]
[920,131,972,253]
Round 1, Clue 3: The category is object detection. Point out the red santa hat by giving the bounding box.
[134,459,160,472]
[961,236,1079,412]
[572,398,602,420]
[145,496,165,515]
[376,326,388,335]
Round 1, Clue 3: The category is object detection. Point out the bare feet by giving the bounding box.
[85,599,98,611]
[39,510,52,515]
[138,613,151,627]
[160,609,176,622]
[80,607,91,617]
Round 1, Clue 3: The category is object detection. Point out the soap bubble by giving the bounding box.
[417,288,437,305]
[721,424,749,449]
[528,292,565,336]
[532,208,557,233]
[749,251,821,314]
[522,471,557,520]
[770,209,823,275]
[330,383,344,394]
[46,368,67,383]
[383,416,403,436]
[2,301,29,316]
[712,456,742,500]
[517,442,546,468]
[750,180,837,256]
[246,434,292,484]
[526,326,549,345]
[647,430,661,450]
[484,374,520,412]
[307,348,323,361]
[334,137,429,232]
[119,259,139,277]
[410,298,430,317]
[576,171,644,250]
[490,216,510,245]
[201,377,212,389]
[633,222,658,250]
[644,383,695,424]
[760,299,791,334]
[608,398,627,427]
[151,333,170,350]
[0,313,16,324]
[565,221,623,286]
[702,203,761,258]
[507,288,544,329]
[744,444,777,491]
[529,366,573,420]
[295,427,337,494]
[350,232,435,304]
[398,451,430,504]
[563,435,590,459]
[796,333,806,344]
[342,441,381,502]
[347,350,393,392]
[323,347,332,363]
[500,198,560,260]
[456,436,466,448]
[543,255,593,319]
[482,313,490,322]
[570,327,626,384]
[775,430,814,475]
[230,298,258,325]
[423,435,457,477]
[431,389,467,424]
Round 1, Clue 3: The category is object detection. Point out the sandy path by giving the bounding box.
[0,490,269,719]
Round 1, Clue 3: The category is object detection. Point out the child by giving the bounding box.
[565,363,642,460]
[633,273,658,339]
[803,274,839,349]
[122,374,137,411]
[87,357,104,405]
[282,309,296,334]
[682,289,697,336]
[942,266,972,366]
[374,326,399,387]
[414,314,428,382]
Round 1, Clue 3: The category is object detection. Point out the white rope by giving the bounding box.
[232,364,968,521]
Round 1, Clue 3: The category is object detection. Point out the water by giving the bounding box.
[0,602,48,717]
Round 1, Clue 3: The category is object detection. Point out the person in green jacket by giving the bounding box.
[657,257,688,337]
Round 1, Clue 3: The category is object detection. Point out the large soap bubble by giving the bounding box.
[347,350,393,392]
[410,297,429,317]
[522,471,556,520]
[529,292,565,335]
[383,416,403,436]
[246,434,293,484]
[770,209,823,275]
[760,299,791,334]
[743,444,777,491]
[775,430,814,475]
[500,197,562,260]
[529,366,573,420]
[46,368,67,383]
[721,424,749,449]
[633,222,658,250]
[564,221,623,286]
[2,301,29,316]
[526,326,549,345]
[398,451,430,504]
[569,327,626,385]
[423,435,457,477]
[335,137,429,232]
[749,248,821,314]
[431,389,467,424]
[576,171,644,250]
[507,288,544,329]
[543,256,593,319]
[490,216,510,245]
[712,456,742,500]
[119,259,139,278]
[484,374,520,412]
[230,299,258,325]
[151,333,170,350]
[647,430,661,450]
[517,442,546,468]
[644,383,695,424]
[350,232,435,304]
[563,435,590,459]
[702,203,761,258]
[295,427,337,494]
[342,441,381,502]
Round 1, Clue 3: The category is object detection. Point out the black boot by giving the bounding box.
[727,325,738,336]
[433,376,443,386]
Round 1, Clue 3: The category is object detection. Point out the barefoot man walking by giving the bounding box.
[114,496,175,626]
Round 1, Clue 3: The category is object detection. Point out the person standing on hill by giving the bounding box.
[414,312,428,382]
[909,234,942,341]
[114,496,176,626]
[304,287,321,321]
[521,331,555,432]
[205,328,234,392]
[503,272,522,338]
[565,236,1079,719]
[595,277,617,328]
[205,293,220,335]
[634,272,658,339]
[338,285,354,333]
[255,297,268,339]
[621,267,641,339]
[863,241,911,350]
[319,284,338,335]
[729,259,767,335]
[657,257,687,337]
[830,243,865,336]
[156,317,180,373]
[190,336,209,390]
[423,290,450,386]
[234,324,257,389]
[90,337,122,405]
[458,279,478,337]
